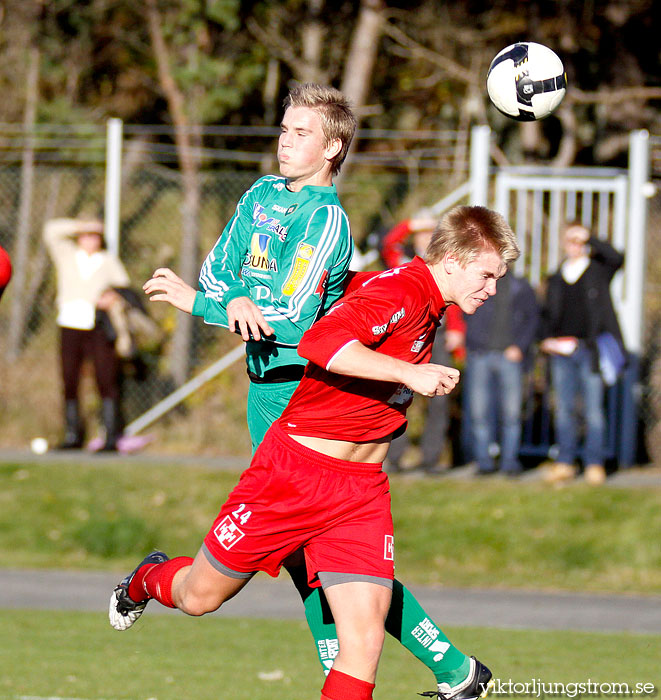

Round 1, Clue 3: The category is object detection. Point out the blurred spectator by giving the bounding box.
[0,244,11,300]
[380,211,465,473]
[540,222,625,485]
[380,210,438,271]
[44,217,130,451]
[464,272,539,476]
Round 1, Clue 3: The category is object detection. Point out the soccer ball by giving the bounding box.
[486,42,567,121]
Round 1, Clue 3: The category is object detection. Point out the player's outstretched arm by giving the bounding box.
[144,267,275,341]
[312,340,460,397]
[143,268,197,314]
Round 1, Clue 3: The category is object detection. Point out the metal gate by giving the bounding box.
[462,129,651,467]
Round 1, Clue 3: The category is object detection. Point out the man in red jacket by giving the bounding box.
[380,211,465,472]
[0,245,11,300]
[109,205,520,700]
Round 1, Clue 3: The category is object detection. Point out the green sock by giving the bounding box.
[303,587,339,674]
[286,565,338,674]
[288,565,470,685]
[385,579,470,686]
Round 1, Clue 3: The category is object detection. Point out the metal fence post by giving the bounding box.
[470,125,490,206]
[624,129,650,354]
[617,130,651,467]
[105,118,123,257]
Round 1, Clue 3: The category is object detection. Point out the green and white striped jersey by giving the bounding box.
[193,175,354,378]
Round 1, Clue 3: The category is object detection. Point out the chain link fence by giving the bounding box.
[1,125,659,462]
[0,124,467,453]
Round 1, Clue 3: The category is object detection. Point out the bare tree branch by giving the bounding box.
[7,44,39,361]
[381,20,476,86]
[302,0,324,81]
[144,0,200,385]
[334,0,386,187]
[246,15,328,84]
[144,0,196,174]
[551,104,578,168]
[489,141,510,167]
[568,86,661,105]
[594,133,631,162]
[340,0,385,113]
[245,17,301,73]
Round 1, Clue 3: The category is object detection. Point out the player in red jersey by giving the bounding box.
[110,205,519,700]
[379,212,465,472]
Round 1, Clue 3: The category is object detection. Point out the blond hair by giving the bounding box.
[563,220,589,240]
[424,205,519,267]
[284,83,356,175]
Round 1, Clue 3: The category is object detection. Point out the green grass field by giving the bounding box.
[0,611,658,700]
[1,458,660,593]
[0,457,659,699]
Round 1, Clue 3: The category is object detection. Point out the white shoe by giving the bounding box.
[108,550,169,631]
[108,587,149,631]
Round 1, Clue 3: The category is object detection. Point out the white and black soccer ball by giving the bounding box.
[486,42,567,121]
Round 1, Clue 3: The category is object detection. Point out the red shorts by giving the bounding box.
[203,422,395,587]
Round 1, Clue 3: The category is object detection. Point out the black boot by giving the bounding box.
[98,398,121,452]
[57,400,84,450]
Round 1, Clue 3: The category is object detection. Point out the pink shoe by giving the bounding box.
[86,436,105,453]
[117,434,154,454]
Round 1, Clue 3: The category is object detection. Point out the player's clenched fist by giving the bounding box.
[403,362,460,397]
[226,296,274,342]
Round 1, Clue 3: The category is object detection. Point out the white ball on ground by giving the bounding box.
[30,437,49,455]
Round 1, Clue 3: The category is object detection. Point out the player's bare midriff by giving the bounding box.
[288,433,392,463]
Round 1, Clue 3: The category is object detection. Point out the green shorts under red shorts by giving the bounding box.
[202,421,395,587]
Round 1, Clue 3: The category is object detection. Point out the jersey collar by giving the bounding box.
[411,256,446,316]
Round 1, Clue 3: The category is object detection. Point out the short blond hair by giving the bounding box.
[563,220,589,241]
[424,205,519,267]
[284,83,356,175]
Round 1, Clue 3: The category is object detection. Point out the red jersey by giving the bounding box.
[379,219,465,353]
[278,256,446,441]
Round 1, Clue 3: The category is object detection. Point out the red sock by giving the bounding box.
[128,556,193,609]
[321,668,375,700]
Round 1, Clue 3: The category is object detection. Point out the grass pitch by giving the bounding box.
[0,456,659,698]
[0,610,658,700]
[0,457,660,593]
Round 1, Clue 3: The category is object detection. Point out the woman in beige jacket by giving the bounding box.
[44,217,130,450]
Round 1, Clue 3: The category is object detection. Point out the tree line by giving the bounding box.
[1,0,659,384]
[1,0,658,167]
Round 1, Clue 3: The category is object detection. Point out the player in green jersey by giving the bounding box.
[143,83,477,698]
[195,170,354,450]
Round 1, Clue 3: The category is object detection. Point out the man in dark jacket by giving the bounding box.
[540,222,625,485]
[464,272,539,475]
